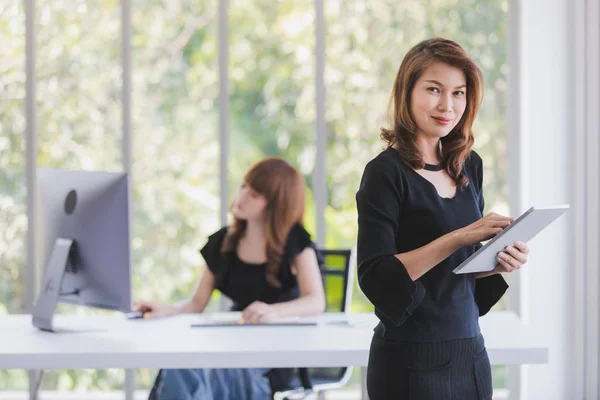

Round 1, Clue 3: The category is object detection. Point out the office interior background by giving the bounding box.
[1,0,599,398]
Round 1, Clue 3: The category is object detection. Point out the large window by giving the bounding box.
[35,0,125,392]
[131,0,220,388]
[37,0,122,172]
[3,0,512,396]
[0,0,28,391]
[228,0,316,220]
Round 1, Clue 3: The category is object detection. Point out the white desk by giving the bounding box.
[0,311,547,370]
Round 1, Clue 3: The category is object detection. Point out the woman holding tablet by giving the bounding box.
[356,37,529,399]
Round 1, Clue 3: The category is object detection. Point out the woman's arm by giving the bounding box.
[396,212,514,281]
[395,231,464,281]
[273,247,326,317]
[132,266,215,318]
[242,247,326,323]
[178,267,216,313]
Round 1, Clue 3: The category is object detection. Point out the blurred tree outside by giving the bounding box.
[0,0,29,390]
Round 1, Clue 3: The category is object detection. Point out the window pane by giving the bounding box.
[228,0,316,221]
[0,0,29,391]
[131,0,219,390]
[37,0,122,171]
[324,0,509,312]
[0,0,27,318]
[36,0,124,391]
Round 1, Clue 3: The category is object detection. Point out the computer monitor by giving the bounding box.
[32,168,132,332]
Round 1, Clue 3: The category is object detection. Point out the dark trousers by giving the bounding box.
[367,333,493,400]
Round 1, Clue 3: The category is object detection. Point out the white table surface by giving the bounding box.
[0,311,547,370]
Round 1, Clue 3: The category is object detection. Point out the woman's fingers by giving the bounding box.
[485,228,502,239]
[485,214,514,226]
[514,241,529,254]
[495,256,514,272]
[482,216,511,229]
[505,245,527,263]
[250,312,264,324]
[241,309,251,322]
[242,302,265,324]
[493,218,512,228]
[132,301,151,312]
[497,251,520,271]
[244,302,271,324]
[242,310,263,324]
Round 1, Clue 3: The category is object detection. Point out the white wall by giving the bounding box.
[520,0,576,398]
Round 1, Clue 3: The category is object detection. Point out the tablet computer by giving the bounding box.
[453,205,569,274]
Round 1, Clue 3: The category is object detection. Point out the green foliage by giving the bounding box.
[1,0,508,391]
[0,1,27,318]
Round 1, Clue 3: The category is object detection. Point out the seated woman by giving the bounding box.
[134,157,326,400]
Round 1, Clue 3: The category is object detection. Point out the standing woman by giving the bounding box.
[356,37,530,399]
[135,157,326,400]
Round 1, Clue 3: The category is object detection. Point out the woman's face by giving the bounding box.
[232,182,268,221]
[410,62,468,140]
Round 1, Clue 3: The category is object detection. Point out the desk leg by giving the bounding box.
[28,370,42,400]
[125,369,135,400]
[360,366,369,400]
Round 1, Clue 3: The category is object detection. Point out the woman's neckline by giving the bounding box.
[233,251,267,266]
[387,146,444,172]
[386,147,458,200]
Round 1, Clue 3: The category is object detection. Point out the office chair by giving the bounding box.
[273,248,356,400]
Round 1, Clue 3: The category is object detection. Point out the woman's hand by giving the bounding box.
[241,301,279,324]
[132,300,179,319]
[494,241,529,273]
[457,212,514,247]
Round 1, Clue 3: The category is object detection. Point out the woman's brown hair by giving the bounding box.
[381,37,484,188]
[222,157,306,287]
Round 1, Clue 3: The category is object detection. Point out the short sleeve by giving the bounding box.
[284,223,322,266]
[475,274,509,316]
[356,156,426,327]
[470,151,509,316]
[199,227,228,275]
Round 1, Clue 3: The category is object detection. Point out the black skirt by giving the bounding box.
[366,332,493,400]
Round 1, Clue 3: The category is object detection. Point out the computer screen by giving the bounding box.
[32,168,132,332]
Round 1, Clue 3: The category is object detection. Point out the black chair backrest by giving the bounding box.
[270,248,355,396]
[295,249,353,390]
[317,249,353,314]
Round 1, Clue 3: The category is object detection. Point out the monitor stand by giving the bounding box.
[32,238,74,332]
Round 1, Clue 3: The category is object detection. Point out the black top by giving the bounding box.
[356,147,508,342]
[199,222,319,391]
[199,222,318,311]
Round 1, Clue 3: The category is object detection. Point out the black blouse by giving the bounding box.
[356,147,508,342]
[199,223,318,311]
[199,223,319,391]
